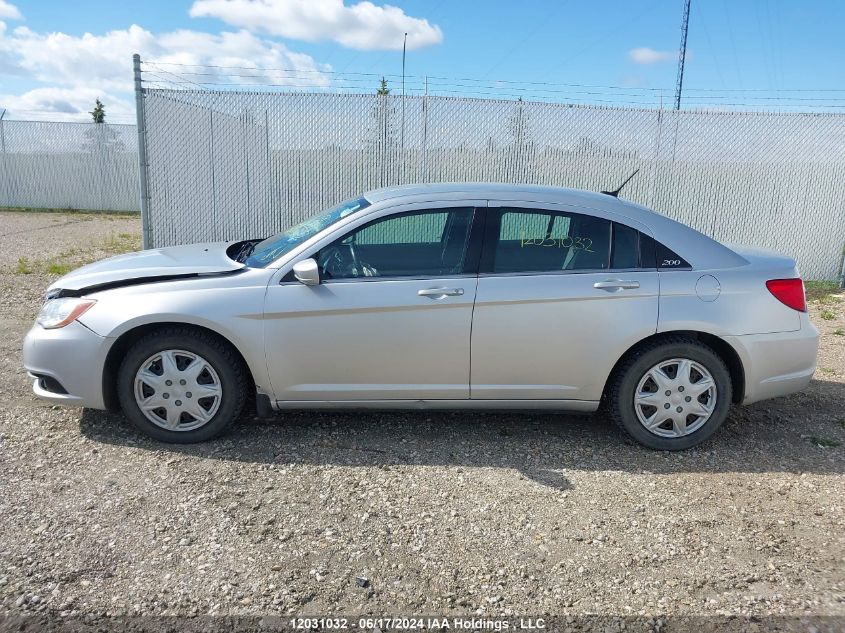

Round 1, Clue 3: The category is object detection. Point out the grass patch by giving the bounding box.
[102,231,142,254]
[805,280,841,303]
[0,206,139,219]
[833,328,844,336]
[818,367,836,375]
[820,309,837,321]
[809,436,842,448]
[14,257,32,274]
[44,262,74,276]
[8,231,141,278]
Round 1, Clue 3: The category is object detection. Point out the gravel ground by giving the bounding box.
[0,211,843,631]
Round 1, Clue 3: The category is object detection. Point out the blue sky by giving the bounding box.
[1,0,843,122]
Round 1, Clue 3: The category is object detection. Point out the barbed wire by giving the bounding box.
[0,110,137,124]
[138,60,845,112]
[5,58,844,123]
[142,61,845,93]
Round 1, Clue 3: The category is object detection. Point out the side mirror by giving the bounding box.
[292,258,320,286]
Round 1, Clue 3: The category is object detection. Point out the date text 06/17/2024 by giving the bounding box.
[288,616,547,630]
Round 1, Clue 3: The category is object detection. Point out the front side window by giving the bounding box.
[316,208,475,280]
[487,208,612,273]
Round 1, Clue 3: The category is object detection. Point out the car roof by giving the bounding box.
[364,182,660,223]
[362,182,748,270]
[365,182,612,205]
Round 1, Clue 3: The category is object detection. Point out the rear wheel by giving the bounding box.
[607,338,732,450]
[117,327,247,443]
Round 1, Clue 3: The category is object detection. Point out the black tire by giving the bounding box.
[607,337,732,450]
[117,327,248,443]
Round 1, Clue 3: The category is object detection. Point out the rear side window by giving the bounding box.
[482,209,692,274]
[611,223,640,269]
[488,208,612,273]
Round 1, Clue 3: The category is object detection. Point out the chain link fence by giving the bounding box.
[2,89,843,280]
[139,89,845,279]
[0,119,139,212]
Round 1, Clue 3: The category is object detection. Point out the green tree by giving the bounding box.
[90,98,105,123]
[369,77,398,185]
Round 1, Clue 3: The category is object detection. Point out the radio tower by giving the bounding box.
[673,0,691,110]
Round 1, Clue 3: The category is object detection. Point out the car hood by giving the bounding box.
[49,241,245,293]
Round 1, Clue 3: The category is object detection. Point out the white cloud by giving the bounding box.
[0,23,330,120]
[3,24,158,93]
[0,87,135,122]
[0,1,22,20]
[2,24,329,92]
[189,0,443,50]
[628,47,676,64]
[153,29,330,87]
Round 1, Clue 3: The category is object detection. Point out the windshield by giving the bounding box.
[244,197,371,267]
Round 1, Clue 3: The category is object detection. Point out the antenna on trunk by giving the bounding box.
[601,169,640,198]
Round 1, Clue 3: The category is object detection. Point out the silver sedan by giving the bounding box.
[23,184,819,450]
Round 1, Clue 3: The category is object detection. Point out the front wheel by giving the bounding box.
[117,327,248,443]
[607,338,732,450]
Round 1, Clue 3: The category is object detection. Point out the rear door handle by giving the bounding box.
[418,287,464,298]
[593,279,640,291]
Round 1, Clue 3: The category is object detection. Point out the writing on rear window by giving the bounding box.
[520,233,595,252]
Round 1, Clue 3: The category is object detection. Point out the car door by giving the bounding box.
[263,202,484,402]
[470,202,659,402]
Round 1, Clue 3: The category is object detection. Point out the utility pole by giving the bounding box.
[402,32,407,100]
[673,0,691,110]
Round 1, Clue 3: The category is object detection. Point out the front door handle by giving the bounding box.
[418,287,464,298]
[593,279,640,291]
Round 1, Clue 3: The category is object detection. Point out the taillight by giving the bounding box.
[766,278,806,312]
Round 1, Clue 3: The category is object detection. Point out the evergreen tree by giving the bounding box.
[369,78,399,184]
[90,98,105,123]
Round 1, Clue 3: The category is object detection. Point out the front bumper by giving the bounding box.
[22,320,110,409]
[725,315,820,405]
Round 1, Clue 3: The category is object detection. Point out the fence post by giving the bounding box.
[421,77,428,182]
[840,243,845,289]
[96,123,106,212]
[0,109,7,207]
[133,53,152,248]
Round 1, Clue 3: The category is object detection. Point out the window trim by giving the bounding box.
[292,272,478,286]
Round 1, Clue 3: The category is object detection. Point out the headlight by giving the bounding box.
[36,298,96,329]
